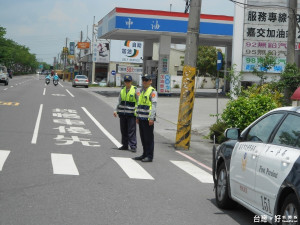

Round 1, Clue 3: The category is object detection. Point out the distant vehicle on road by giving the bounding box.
[0,65,9,86]
[213,107,300,224]
[72,75,89,88]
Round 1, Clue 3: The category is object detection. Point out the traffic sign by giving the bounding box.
[217,52,223,71]
[111,70,116,75]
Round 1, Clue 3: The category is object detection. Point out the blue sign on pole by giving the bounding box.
[217,52,223,71]
[111,70,116,75]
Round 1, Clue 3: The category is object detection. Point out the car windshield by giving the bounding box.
[76,75,87,79]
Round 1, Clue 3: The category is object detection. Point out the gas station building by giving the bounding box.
[96,7,234,93]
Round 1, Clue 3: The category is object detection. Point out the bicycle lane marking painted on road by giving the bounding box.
[81,107,122,148]
[31,104,43,144]
[66,89,74,97]
[51,153,79,175]
[112,157,154,180]
[0,150,10,171]
[171,161,213,183]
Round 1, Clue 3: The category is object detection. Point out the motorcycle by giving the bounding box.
[53,80,58,86]
[45,78,50,85]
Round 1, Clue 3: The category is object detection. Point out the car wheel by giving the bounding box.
[215,162,235,209]
[5,81,8,86]
[85,85,88,88]
[280,193,299,225]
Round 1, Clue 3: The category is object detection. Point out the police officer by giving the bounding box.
[114,75,139,152]
[133,74,157,162]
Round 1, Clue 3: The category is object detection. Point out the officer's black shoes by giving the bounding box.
[133,156,144,160]
[118,146,128,150]
[130,148,136,153]
[141,157,153,162]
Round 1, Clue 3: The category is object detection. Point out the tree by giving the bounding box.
[180,45,223,77]
[0,26,40,74]
[252,52,277,85]
[197,46,222,76]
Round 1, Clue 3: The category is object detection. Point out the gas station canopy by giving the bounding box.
[98,7,234,46]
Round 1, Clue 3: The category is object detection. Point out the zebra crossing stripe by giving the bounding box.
[0,150,10,171]
[51,153,79,175]
[171,161,213,183]
[112,157,154,180]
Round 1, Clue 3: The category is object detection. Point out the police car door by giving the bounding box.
[230,113,284,209]
[255,113,300,217]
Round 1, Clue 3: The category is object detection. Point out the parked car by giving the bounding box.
[213,107,300,224]
[72,75,89,88]
[0,65,9,86]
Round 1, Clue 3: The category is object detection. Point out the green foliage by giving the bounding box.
[222,84,282,131]
[209,84,283,143]
[252,52,277,85]
[173,84,180,88]
[209,121,227,144]
[226,64,244,98]
[272,63,300,104]
[196,46,223,76]
[0,26,39,73]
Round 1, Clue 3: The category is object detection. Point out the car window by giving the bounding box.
[272,114,300,148]
[76,75,87,79]
[245,113,284,143]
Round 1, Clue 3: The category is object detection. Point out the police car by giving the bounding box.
[212,107,300,224]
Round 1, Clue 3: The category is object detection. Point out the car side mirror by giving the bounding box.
[225,128,240,140]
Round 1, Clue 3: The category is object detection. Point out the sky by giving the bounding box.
[0,0,234,64]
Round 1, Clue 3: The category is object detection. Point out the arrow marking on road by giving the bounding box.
[112,157,154,180]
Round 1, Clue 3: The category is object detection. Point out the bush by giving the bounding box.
[209,84,283,143]
[173,84,180,88]
[209,121,227,144]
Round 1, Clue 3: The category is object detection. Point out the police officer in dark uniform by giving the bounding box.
[133,74,157,162]
[114,75,139,152]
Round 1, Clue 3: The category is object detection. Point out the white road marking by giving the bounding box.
[0,150,10,171]
[171,161,213,183]
[43,88,46,95]
[82,107,122,148]
[59,82,64,87]
[51,153,79,175]
[10,86,13,88]
[31,104,43,144]
[176,151,212,172]
[66,89,74,97]
[112,157,154,180]
[4,88,8,91]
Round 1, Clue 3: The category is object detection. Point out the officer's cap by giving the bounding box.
[124,75,132,81]
[141,74,152,80]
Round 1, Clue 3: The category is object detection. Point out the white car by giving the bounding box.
[72,75,89,88]
[0,65,9,86]
[213,107,300,224]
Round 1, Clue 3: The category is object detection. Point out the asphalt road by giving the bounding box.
[0,75,262,225]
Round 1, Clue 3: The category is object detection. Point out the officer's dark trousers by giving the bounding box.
[139,120,154,159]
[119,115,137,149]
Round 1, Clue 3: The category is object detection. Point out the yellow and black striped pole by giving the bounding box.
[175,0,201,150]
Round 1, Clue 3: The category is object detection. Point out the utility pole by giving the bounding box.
[91,16,96,84]
[175,0,201,150]
[287,0,297,64]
